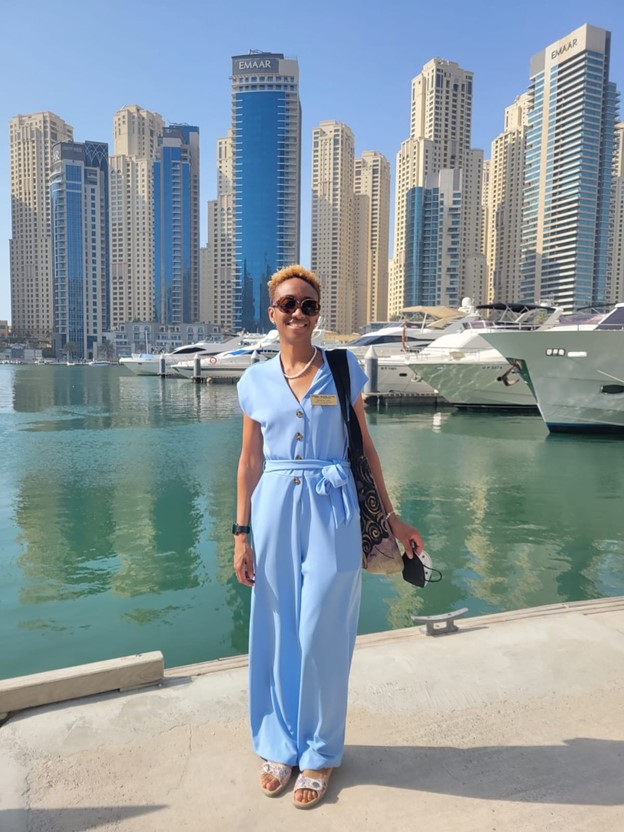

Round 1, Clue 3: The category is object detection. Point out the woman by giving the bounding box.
[234,265,423,809]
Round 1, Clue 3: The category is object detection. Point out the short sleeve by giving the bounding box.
[236,366,254,417]
[346,349,368,404]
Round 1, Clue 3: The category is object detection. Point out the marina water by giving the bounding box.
[1,364,624,681]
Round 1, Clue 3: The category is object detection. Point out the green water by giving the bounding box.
[1,364,623,681]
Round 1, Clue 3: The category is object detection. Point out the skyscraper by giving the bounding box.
[353,151,391,328]
[153,125,200,323]
[487,94,531,302]
[205,132,236,330]
[389,58,484,314]
[311,121,355,334]
[109,105,164,328]
[608,122,624,305]
[520,24,619,310]
[50,141,110,360]
[10,112,73,339]
[231,52,301,331]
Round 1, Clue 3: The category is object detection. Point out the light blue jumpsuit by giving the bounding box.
[237,349,367,771]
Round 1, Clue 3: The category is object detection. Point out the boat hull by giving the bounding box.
[483,330,624,432]
[410,357,536,408]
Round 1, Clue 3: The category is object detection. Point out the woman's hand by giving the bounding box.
[388,515,424,558]
[234,538,255,587]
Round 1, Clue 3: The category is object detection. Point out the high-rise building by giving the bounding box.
[206,132,236,330]
[109,105,164,328]
[487,94,531,302]
[9,112,73,339]
[153,124,200,323]
[231,52,301,331]
[311,121,355,334]
[50,141,110,360]
[388,137,435,316]
[520,24,619,310]
[353,151,391,327]
[608,122,624,304]
[410,58,474,171]
[389,58,484,314]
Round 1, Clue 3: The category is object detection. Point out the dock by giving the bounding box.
[2,597,624,830]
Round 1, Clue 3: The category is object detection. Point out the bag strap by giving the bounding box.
[325,349,364,455]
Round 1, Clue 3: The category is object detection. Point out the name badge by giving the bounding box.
[310,394,338,406]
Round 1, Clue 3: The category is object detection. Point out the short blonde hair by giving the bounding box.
[267,264,321,303]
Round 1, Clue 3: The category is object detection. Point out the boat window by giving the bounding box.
[596,307,624,331]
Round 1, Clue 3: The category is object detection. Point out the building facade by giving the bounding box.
[153,125,200,324]
[487,94,531,302]
[520,24,619,310]
[311,121,356,334]
[231,52,301,331]
[389,58,484,314]
[109,105,165,328]
[9,112,74,339]
[608,122,624,304]
[50,141,110,359]
[353,151,391,328]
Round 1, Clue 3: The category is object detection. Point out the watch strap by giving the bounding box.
[232,523,251,535]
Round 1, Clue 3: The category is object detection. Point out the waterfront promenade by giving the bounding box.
[2,597,624,831]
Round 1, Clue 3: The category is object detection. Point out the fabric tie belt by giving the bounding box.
[264,459,356,527]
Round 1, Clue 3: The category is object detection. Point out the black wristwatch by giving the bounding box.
[232,523,251,535]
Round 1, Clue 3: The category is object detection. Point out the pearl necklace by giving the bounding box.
[281,347,318,380]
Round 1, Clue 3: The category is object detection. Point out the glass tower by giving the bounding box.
[231,52,301,331]
[153,125,200,324]
[50,141,109,359]
[520,24,619,310]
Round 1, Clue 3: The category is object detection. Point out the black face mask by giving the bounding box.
[402,543,442,587]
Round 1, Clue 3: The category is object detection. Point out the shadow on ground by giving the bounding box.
[335,738,624,805]
[0,805,166,832]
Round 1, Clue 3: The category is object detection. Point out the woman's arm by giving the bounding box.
[352,396,424,558]
[234,413,264,586]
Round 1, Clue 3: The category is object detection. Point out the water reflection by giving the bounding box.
[2,366,624,679]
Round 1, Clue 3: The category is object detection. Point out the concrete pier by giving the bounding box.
[2,597,624,830]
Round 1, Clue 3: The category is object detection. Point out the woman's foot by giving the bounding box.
[293,768,332,809]
[260,761,293,797]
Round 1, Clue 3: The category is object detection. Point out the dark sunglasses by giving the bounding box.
[271,295,320,316]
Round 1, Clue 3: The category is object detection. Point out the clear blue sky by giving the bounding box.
[1,0,622,323]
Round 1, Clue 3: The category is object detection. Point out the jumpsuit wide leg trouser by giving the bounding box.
[249,459,362,771]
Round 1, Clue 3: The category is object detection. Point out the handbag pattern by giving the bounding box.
[326,350,403,575]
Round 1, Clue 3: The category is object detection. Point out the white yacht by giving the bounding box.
[344,300,479,360]
[406,303,565,408]
[119,334,262,376]
[172,331,282,380]
[361,353,438,396]
[482,304,624,432]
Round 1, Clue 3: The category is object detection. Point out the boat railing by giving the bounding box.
[412,345,503,363]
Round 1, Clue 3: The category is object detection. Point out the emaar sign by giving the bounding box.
[551,38,578,60]
[232,55,280,74]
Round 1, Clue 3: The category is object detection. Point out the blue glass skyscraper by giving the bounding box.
[520,24,619,310]
[231,52,301,331]
[153,125,200,324]
[50,141,109,359]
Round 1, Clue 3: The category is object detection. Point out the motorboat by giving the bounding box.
[344,299,480,359]
[406,303,566,408]
[481,304,624,432]
[360,352,438,396]
[173,329,342,381]
[173,331,282,380]
[119,334,263,376]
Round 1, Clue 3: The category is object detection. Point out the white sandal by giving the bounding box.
[292,769,332,809]
[260,761,293,797]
